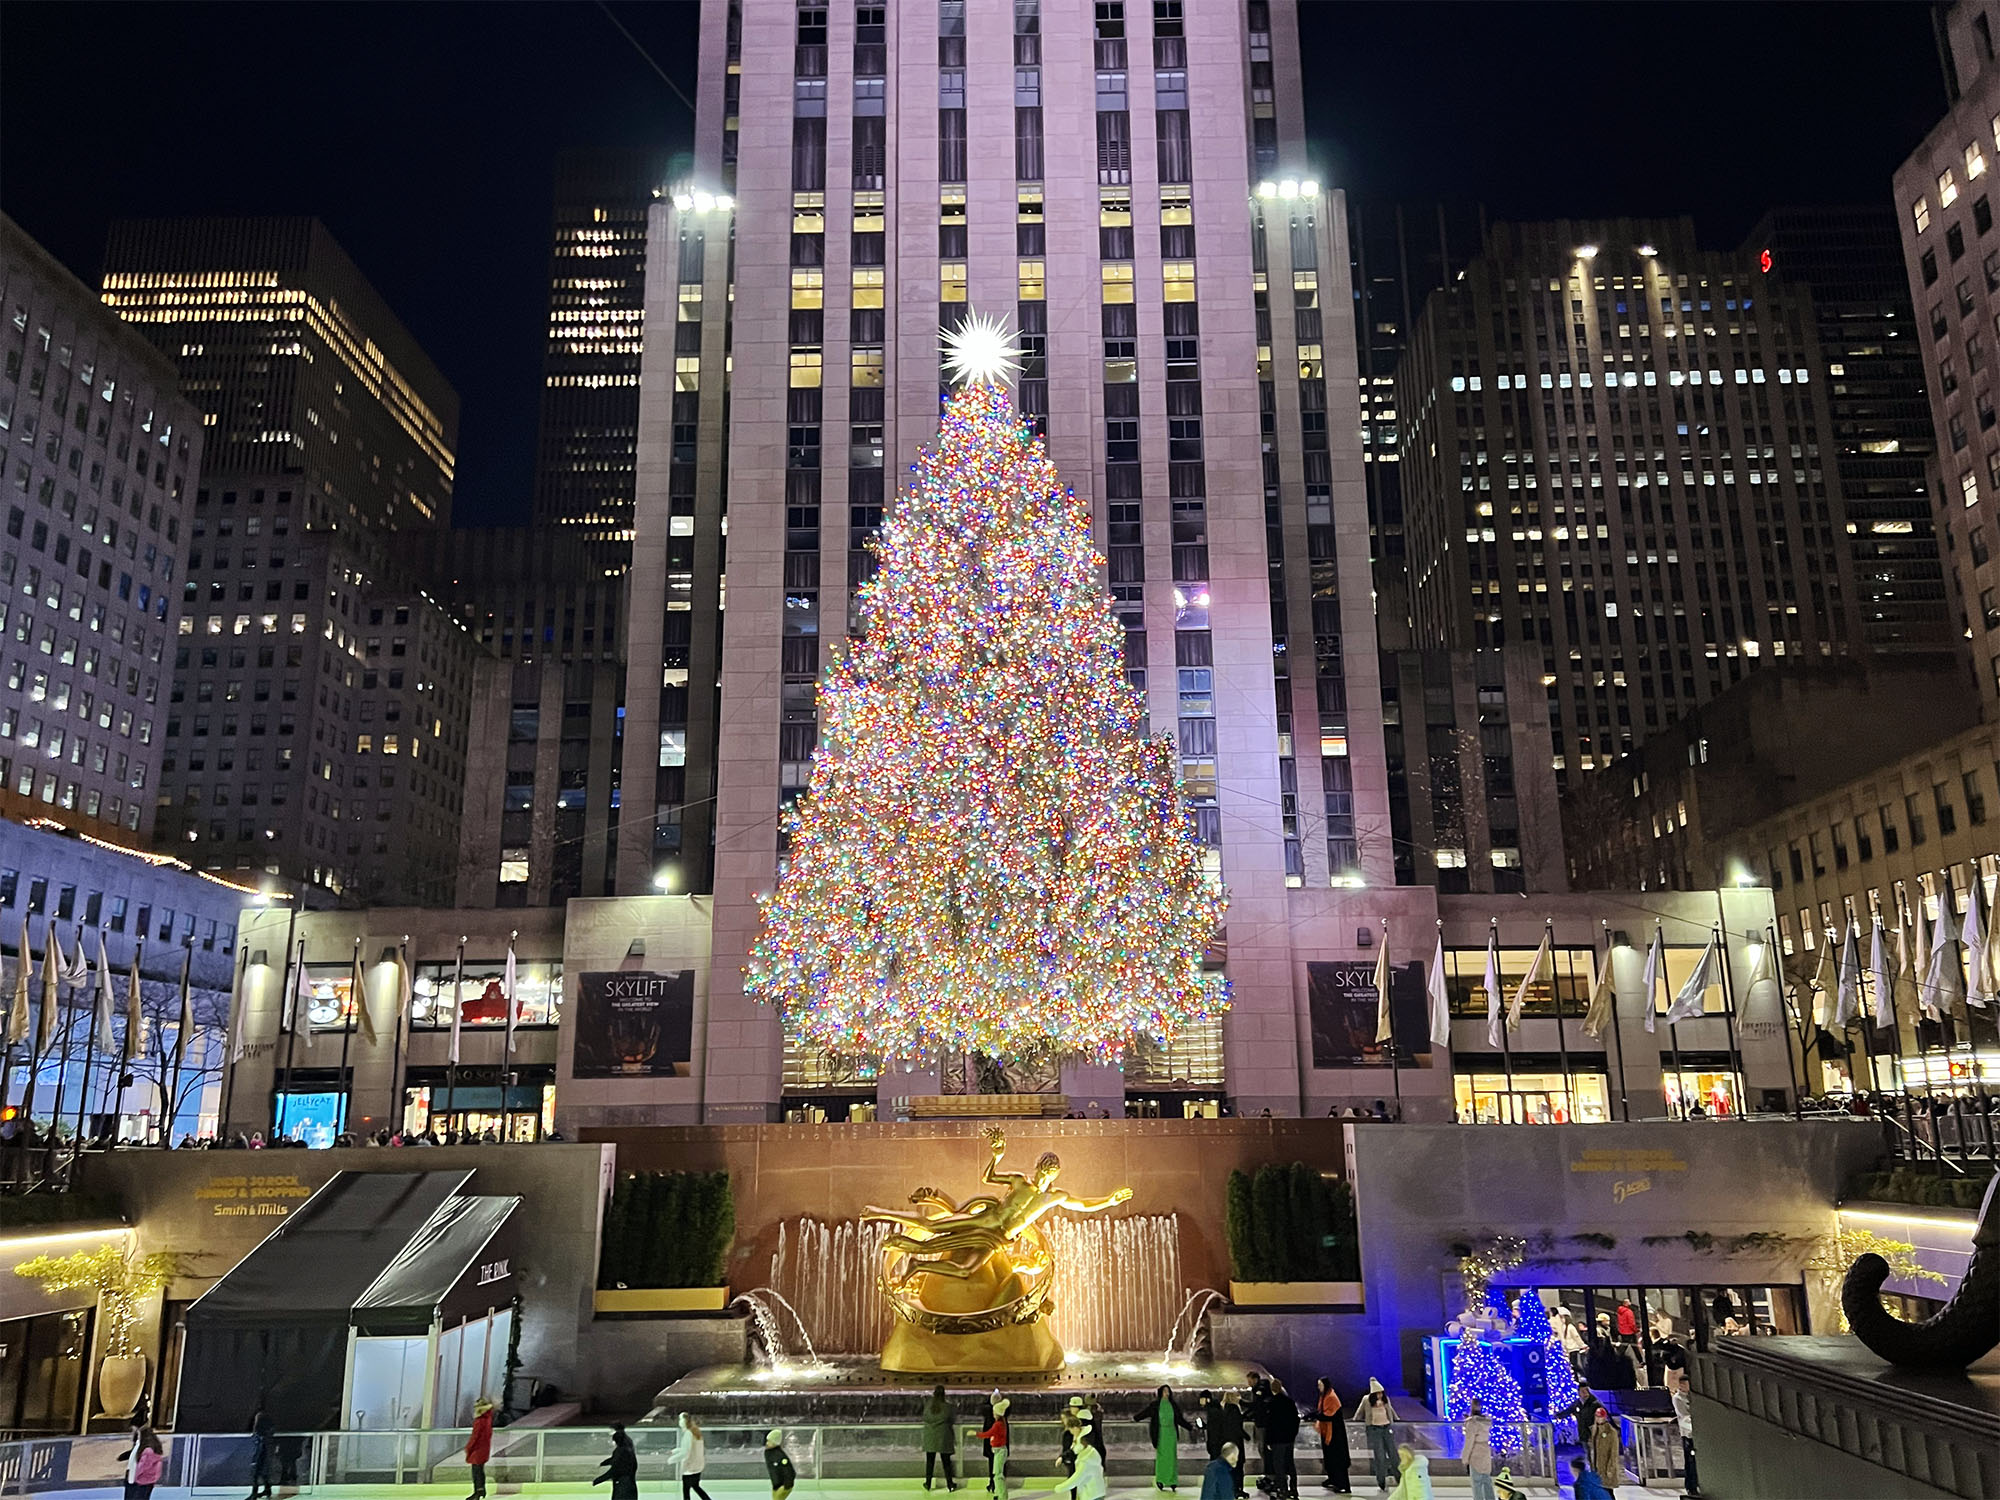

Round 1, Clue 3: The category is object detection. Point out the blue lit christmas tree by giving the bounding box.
[1447,1329,1527,1456]
[1513,1290,1581,1441]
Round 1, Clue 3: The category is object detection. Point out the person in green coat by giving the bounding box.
[922,1385,960,1491]
[1134,1384,1197,1491]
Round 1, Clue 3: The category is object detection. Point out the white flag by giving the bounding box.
[1510,928,1549,1032]
[1641,927,1664,1034]
[1427,932,1453,1050]
[1910,893,1937,1019]
[38,923,62,1052]
[503,936,518,1056]
[62,924,89,984]
[121,939,145,1065]
[7,917,29,1046]
[175,945,195,1063]
[93,930,118,1055]
[448,942,465,1065]
[1666,934,1720,1026]
[1483,929,1504,1048]
[1962,876,1994,1009]
[351,941,377,1046]
[1831,925,1861,1027]
[1373,930,1394,1045]
[1923,890,1966,1017]
[1869,916,1897,1031]
[1581,948,1616,1040]
[227,946,249,1065]
[294,944,314,1051]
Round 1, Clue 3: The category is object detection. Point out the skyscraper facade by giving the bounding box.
[624,0,1390,1117]
[0,214,203,844]
[1396,217,1863,787]
[1745,206,1950,653]
[101,218,476,903]
[531,148,679,539]
[1895,1,2000,708]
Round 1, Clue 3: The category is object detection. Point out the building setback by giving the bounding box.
[100,219,475,904]
[1396,217,1863,789]
[0,214,202,844]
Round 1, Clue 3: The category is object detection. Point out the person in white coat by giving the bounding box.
[674,1412,712,1500]
[1051,1417,1108,1500]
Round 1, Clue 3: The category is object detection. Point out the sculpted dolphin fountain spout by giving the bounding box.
[1842,1172,1998,1370]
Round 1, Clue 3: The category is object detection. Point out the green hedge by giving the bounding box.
[1846,1167,1990,1213]
[597,1170,735,1288]
[1224,1162,1359,1281]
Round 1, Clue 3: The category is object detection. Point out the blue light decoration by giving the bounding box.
[1512,1290,1581,1441]
[1442,1330,1528,1456]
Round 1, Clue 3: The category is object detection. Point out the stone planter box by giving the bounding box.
[1228,1280,1364,1307]
[593,1286,731,1314]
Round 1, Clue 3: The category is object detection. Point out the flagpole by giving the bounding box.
[1657,923,1688,1118]
[163,944,193,1149]
[219,943,250,1140]
[1493,919,1515,1117]
[1871,896,1912,1101]
[49,972,73,1158]
[388,937,410,1136]
[1546,918,1574,1122]
[1711,920,1747,1121]
[277,938,303,1134]
[337,938,359,1140]
[1382,919,1401,1115]
[1766,923,1804,1119]
[72,987,96,1160]
[1604,921,1631,1122]
[444,937,465,1142]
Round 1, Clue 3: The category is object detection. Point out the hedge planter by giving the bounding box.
[1228,1280,1365,1308]
[594,1287,732,1315]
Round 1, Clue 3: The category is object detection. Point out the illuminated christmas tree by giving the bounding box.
[745,315,1227,1060]
[1513,1289,1581,1441]
[1447,1329,1528,1456]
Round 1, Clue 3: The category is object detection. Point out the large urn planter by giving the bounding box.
[1228,1280,1364,1308]
[594,1286,731,1315]
[97,1353,149,1418]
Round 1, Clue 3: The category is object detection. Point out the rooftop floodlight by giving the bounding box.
[672,192,695,212]
[1299,179,1320,197]
[715,194,735,212]
[1576,244,1600,260]
[692,190,715,213]
[1256,181,1278,199]
[1638,242,1659,257]
[1278,178,1299,198]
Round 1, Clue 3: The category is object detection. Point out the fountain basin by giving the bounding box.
[645,1353,1269,1426]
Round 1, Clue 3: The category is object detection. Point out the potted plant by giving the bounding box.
[14,1243,179,1417]
[1225,1162,1365,1305]
[594,1170,736,1313]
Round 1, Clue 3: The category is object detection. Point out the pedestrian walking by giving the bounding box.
[245,1404,275,1499]
[1671,1375,1700,1497]
[1385,1446,1430,1500]
[1312,1377,1350,1493]
[1203,1443,1241,1500]
[670,1414,710,1500]
[975,1397,1011,1500]
[464,1397,494,1500]
[765,1428,796,1500]
[1051,1418,1107,1500]
[1460,1399,1493,1500]
[1588,1406,1622,1489]
[1359,1381,1396,1493]
[1134,1383,1195,1491]
[922,1384,961,1491]
[1213,1392,1248,1497]
[120,1425,165,1500]
[1261,1379,1301,1500]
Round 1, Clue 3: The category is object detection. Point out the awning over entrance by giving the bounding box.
[352,1191,520,1337]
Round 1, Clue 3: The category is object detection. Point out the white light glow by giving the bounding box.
[692,191,715,213]
[941,309,1024,388]
[1576,244,1600,260]
[1255,181,1278,199]
[1279,179,1299,198]
[1299,180,1320,198]
[672,193,694,212]
[1638,243,1659,257]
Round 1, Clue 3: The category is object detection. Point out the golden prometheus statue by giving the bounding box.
[864,1126,1133,1375]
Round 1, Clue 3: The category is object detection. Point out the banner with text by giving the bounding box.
[573,969,696,1078]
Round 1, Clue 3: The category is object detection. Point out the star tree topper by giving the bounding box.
[942,310,1025,389]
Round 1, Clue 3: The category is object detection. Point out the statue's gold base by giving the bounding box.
[880,1316,1064,1375]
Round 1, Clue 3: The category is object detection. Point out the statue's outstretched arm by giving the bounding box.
[1062,1187,1134,1213]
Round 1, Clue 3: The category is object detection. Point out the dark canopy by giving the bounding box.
[353,1191,520,1336]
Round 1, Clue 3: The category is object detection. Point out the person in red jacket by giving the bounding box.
[1615,1300,1638,1338]
[975,1398,1011,1500]
[465,1398,495,1500]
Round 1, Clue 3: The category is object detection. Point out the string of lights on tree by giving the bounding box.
[1511,1287,1582,1441]
[1446,1326,1528,1456]
[745,316,1229,1060]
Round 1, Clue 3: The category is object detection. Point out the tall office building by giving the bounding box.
[101,218,475,903]
[1348,201,1483,647]
[1745,206,1950,652]
[0,214,204,844]
[1396,217,1863,786]
[1896,2,2000,708]
[532,148,680,538]
[624,0,1390,1117]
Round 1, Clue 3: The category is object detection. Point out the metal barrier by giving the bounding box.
[0,1417,1570,1493]
[1624,1414,1685,1487]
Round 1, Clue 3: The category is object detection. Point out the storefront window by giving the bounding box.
[1662,1067,1738,1117]
[1444,947,1595,1017]
[411,960,563,1028]
[1454,1070,1610,1124]
[273,1088,345,1146]
[1655,945,1730,1019]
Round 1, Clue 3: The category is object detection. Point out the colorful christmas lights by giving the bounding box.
[1446,1328,1528,1457]
[1512,1289,1581,1441]
[744,381,1228,1060]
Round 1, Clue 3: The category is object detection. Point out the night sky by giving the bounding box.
[1,2,1945,526]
